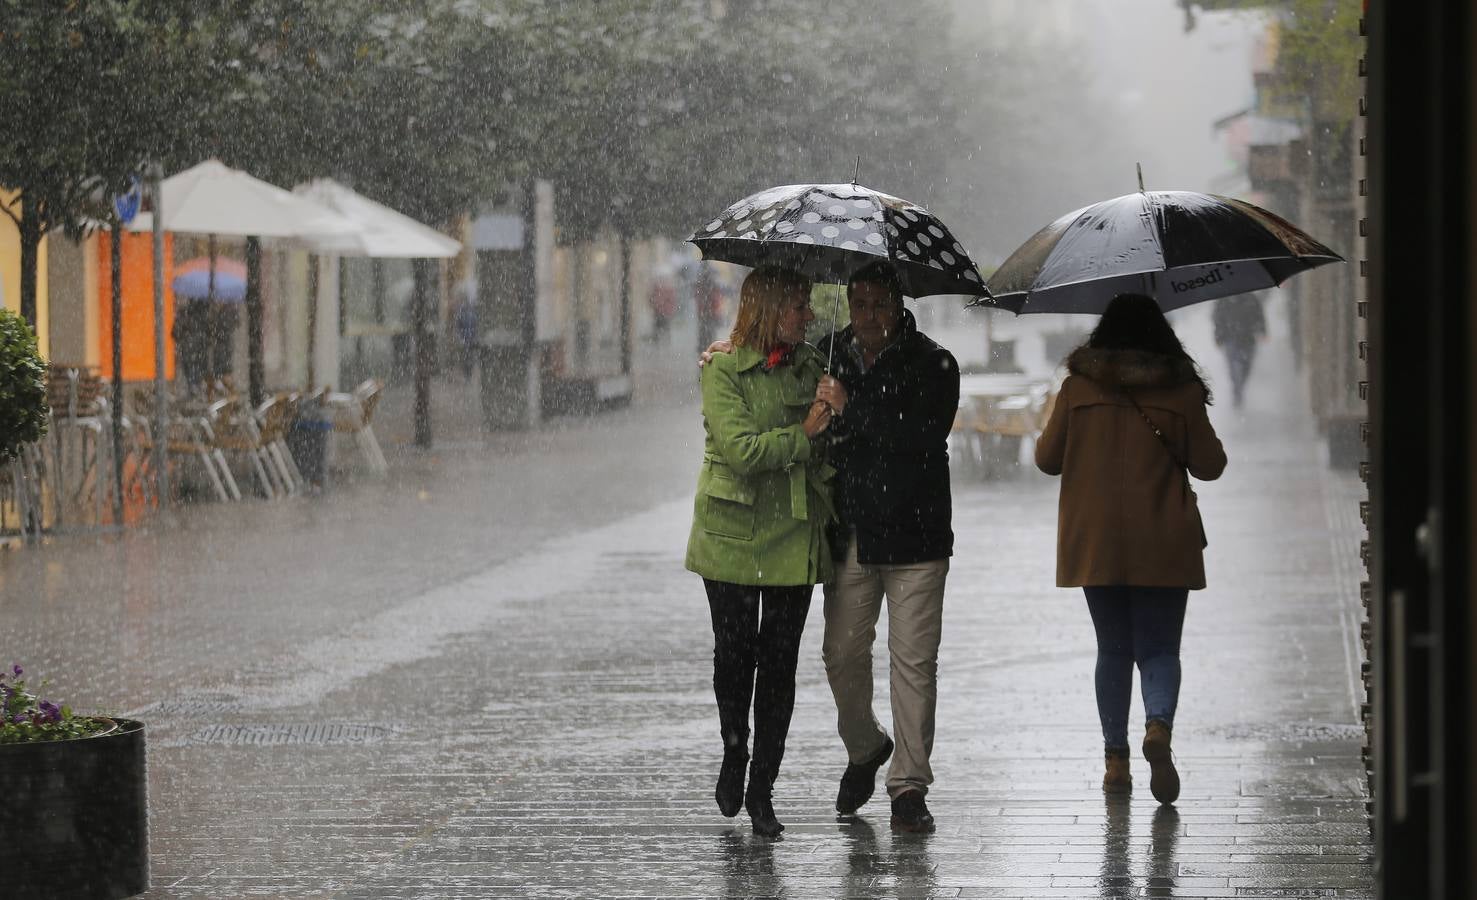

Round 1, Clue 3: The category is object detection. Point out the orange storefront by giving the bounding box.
[95,230,176,381]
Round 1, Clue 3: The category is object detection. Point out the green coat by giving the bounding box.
[685,343,835,586]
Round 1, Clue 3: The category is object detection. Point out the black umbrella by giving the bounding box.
[688,182,990,299]
[981,190,1343,315]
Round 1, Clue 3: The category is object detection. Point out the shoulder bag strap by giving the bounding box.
[1124,390,1207,547]
[1122,391,1189,473]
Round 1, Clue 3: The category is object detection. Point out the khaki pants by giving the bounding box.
[821,536,949,799]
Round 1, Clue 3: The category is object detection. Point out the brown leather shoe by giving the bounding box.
[1142,719,1180,804]
[1102,752,1132,794]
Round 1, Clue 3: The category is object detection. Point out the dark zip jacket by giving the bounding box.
[818,308,958,564]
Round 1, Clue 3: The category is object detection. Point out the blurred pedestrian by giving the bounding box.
[451,281,480,381]
[172,299,211,393]
[648,276,676,345]
[693,263,725,354]
[206,302,239,384]
[1035,293,1227,805]
[1211,292,1267,409]
[685,265,845,838]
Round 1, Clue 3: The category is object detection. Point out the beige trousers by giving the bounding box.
[821,535,949,799]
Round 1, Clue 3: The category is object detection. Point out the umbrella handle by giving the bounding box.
[826,289,841,373]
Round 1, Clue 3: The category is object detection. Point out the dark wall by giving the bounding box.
[1367,1,1474,896]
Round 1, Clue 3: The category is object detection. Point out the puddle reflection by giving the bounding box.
[840,815,881,895]
[838,814,939,897]
[1099,797,1182,897]
[1100,794,1133,897]
[718,828,788,899]
[1147,805,1181,894]
[887,828,939,897]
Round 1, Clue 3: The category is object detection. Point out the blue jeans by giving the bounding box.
[1083,586,1189,753]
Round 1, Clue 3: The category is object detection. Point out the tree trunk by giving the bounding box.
[19,204,41,330]
[413,257,434,448]
[619,232,632,376]
[372,260,386,324]
[338,258,348,338]
[110,222,125,524]
[246,237,264,406]
[306,254,319,389]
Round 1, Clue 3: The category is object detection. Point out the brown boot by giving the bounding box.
[1142,719,1180,804]
[1102,752,1132,794]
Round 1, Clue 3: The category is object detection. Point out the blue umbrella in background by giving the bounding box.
[172,257,247,303]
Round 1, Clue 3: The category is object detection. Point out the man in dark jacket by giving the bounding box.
[817,262,958,833]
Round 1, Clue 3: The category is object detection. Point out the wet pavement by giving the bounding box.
[0,310,1372,898]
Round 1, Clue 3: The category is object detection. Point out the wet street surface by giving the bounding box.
[1,325,1372,898]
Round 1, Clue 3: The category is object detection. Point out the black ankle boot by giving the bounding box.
[715,750,748,817]
[745,786,784,838]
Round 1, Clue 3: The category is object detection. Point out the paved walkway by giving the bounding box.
[0,310,1371,898]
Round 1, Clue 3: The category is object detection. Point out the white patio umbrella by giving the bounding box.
[291,179,462,448]
[291,179,461,259]
[130,160,361,239]
[128,160,365,404]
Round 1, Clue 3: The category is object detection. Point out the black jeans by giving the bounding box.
[704,579,813,795]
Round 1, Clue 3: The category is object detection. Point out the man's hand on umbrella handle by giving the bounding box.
[802,399,834,439]
[697,340,734,369]
[816,375,847,416]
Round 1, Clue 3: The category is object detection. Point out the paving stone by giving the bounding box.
[0,323,1372,897]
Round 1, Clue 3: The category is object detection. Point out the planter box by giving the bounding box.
[0,718,148,899]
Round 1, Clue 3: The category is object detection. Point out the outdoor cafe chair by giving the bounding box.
[206,397,285,500]
[254,394,304,495]
[0,441,47,541]
[43,365,116,527]
[954,375,1057,479]
[326,378,388,477]
[128,388,241,503]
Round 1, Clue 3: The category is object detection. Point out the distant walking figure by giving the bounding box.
[1211,292,1267,409]
[1035,293,1227,804]
[685,266,847,837]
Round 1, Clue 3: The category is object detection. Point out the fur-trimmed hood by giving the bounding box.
[1066,346,1204,393]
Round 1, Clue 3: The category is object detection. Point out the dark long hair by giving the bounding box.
[1085,293,1213,401]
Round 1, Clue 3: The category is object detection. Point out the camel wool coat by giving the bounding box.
[1035,347,1227,590]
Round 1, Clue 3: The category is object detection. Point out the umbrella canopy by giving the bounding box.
[127,159,362,239]
[983,190,1343,314]
[688,183,989,298]
[172,257,247,302]
[292,179,462,258]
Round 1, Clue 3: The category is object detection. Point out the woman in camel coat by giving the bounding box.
[1035,293,1227,805]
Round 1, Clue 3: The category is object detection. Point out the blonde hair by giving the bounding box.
[729,266,812,351]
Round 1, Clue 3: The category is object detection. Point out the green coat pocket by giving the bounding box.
[703,471,755,540]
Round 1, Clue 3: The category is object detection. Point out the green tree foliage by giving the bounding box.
[1269,0,1360,118]
[0,1,230,321]
[0,308,48,460]
[1187,0,1360,118]
[3,0,1103,284]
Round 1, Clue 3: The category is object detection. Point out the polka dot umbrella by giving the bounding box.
[687,183,991,300]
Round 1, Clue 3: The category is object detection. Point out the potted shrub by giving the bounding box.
[0,306,49,462]
[0,664,148,899]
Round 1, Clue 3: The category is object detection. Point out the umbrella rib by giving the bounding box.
[1142,193,1170,278]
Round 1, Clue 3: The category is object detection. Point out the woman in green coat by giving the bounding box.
[686,265,846,837]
